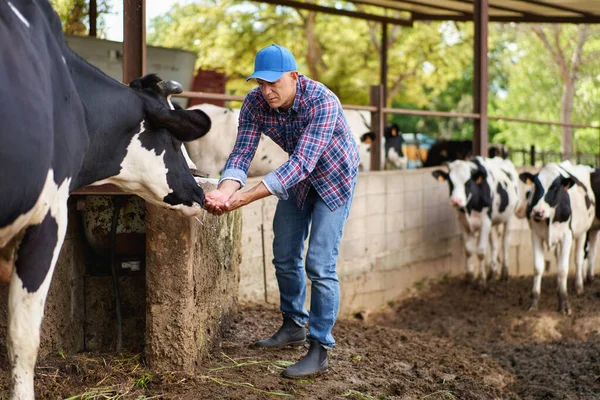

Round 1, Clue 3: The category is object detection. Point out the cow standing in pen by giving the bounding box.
[432,157,520,286]
[0,1,212,399]
[519,162,595,314]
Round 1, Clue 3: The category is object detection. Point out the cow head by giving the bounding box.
[432,159,489,211]
[518,163,574,222]
[515,178,534,219]
[112,74,211,215]
[73,71,212,217]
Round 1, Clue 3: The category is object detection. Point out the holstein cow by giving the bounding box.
[1,1,211,399]
[184,104,375,176]
[184,104,288,177]
[432,157,519,285]
[359,123,408,170]
[424,140,509,167]
[519,162,595,314]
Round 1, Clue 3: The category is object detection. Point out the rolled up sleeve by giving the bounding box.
[262,171,288,200]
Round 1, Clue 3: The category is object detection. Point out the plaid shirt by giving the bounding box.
[219,75,359,211]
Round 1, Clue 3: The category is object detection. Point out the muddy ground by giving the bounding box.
[1,275,599,399]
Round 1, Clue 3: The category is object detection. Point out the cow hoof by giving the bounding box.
[585,274,595,284]
[575,286,584,295]
[486,270,496,282]
[500,268,509,281]
[558,300,571,315]
[477,278,487,290]
[528,296,539,311]
[466,273,475,285]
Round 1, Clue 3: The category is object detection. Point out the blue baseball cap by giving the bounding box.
[246,44,297,82]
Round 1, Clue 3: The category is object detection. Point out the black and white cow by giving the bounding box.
[0,1,211,398]
[519,162,596,314]
[432,157,519,285]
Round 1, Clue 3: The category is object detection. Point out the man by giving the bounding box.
[204,44,359,378]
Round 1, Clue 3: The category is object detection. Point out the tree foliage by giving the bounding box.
[50,0,599,157]
[50,0,112,37]
[147,1,472,109]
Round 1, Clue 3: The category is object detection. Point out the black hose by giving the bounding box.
[110,196,125,352]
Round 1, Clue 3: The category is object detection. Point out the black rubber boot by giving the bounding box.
[282,340,328,379]
[254,316,306,349]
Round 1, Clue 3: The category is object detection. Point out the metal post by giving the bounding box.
[530,145,536,166]
[89,0,97,37]
[123,0,146,85]
[381,23,388,106]
[370,85,384,171]
[473,0,489,157]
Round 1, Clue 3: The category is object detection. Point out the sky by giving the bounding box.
[104,0,179,42]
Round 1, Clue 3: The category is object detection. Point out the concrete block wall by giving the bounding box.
[238,168,568,316]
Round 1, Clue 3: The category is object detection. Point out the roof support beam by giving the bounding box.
[89,0,97,37]
[411,13,600,23]
[381,22,388,105]
[255,0,413,25]
[123,0,146,84]
[385,0,470,15]
[447,0,535,16]
[473,0,488,157]
[511,0,593,17]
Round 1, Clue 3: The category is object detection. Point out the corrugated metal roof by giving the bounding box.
[345,0,600,23]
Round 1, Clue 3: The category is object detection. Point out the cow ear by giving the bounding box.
[432,170,448,182]
[475,175,484,184]
[519,172,534,185]
[561,177,575,190]
[147,109,212,142]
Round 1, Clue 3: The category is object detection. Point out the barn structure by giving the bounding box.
[3,0,598,375]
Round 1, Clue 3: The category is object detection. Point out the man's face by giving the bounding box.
[257,72,298,110]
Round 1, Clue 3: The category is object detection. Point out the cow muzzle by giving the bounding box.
[532,208,546,221]
[157,80,183,96]
[450,197,465,209]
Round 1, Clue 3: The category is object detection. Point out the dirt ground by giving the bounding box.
[1,275,600,399]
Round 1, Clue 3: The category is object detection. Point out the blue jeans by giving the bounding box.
[272,178,356,348]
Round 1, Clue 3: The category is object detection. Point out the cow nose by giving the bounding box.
[533,209,545,220]
[450,197,463,207]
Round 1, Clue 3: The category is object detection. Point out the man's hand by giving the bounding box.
[204,189,230,215]
[223,191,248,212]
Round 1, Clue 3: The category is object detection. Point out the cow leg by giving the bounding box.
[463,232,476,284]
[500,220,512,281]
[529,232,545,311]
[585,230,599,283]
[574,234,587,295]
[486,226,500,281]
[477,216,492,287]
[556,234,573,315]
[8,202,67,400]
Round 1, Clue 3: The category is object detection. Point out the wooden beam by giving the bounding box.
[370,85,384,171]
[511,0,593,17]
[381,23,388,105]
[123,0,146,85]
[89,0,97,37]
[410,13,600,23]
[254,0,413,26]
[473,0,488,157]
[384,0,470,15]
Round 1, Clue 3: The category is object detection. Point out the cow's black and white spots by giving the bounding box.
[432,157,520,285]
[518,161,595,314]
[0,1,211,398]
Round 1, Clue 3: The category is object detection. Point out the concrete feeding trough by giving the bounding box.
[0,181,241,373]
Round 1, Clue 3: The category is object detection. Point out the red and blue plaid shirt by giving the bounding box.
[219,75,359,211]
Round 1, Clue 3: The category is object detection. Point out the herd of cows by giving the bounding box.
[0,1,596,399]
[433,157,600,315]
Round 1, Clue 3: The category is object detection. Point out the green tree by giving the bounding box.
[50,0,112,37]
[147,1,471,109]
